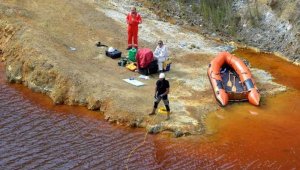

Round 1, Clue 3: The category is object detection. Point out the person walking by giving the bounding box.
[126,7,142,50]
[149,73,170,120]
[153,40,168,72]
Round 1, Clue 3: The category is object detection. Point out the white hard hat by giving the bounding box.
[108,47,115,52]
[159,73,165,79]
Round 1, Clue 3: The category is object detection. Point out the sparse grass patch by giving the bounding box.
[191,0,238,35]
[245,0,262,26]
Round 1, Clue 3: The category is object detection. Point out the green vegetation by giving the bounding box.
[191,0,237,35]
[146,0,262,35]
[246,0,262,27]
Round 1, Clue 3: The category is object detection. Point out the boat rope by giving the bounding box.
[125,113,159,170]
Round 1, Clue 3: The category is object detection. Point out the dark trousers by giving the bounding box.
[153,95,170,112]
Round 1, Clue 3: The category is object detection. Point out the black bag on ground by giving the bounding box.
[139,60,158,75]
[118,58,127,67]
[139,67,148,75]
[148,60,158,74]
[106,49,122,59]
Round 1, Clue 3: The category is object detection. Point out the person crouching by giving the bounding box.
[153,40,168,73]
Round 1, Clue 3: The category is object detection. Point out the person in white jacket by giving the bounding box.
[154,40,168,72]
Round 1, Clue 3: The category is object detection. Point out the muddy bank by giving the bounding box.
[0,0,286,136]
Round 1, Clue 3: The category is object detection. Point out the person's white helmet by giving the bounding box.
[108,47,115,52]
[159,73,165,79]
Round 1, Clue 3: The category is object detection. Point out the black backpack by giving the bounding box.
[139,60,158,75]
[105,49,122,59]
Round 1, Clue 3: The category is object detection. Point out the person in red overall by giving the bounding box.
[126,7,142,50]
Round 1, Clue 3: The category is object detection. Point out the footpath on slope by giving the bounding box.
[0,0,286,136]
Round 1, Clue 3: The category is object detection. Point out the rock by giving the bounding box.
[216,45,236,52]
[129,119,143,128]
[187,44,196,49]
[147,124,161,134]
[50,89,66,104]
[267,0,278,8]
[87,97,101,110]
[176,20,184,25]
[108,119,116,124]
[104,115,110,120]
[174,130,184,138]
[42,62,53,69]
[179,42,187,48]
[5,63,23,83]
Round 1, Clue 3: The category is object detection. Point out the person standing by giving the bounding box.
[153,40,168,72]
[126,7,142,50]
[149,73,170,120]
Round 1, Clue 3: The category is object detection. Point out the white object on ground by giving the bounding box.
[123,79,145,87]
[249,110,259,115]
[108,47,115,52]
[70,47,76,51]
[138,75,150,80]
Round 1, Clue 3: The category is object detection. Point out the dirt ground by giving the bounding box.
[0,0,286,136]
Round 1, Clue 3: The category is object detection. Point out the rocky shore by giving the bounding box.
[139,0,300,65]
[0,0,286,137]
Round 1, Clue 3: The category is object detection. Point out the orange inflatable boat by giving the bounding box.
[207,52,260,106]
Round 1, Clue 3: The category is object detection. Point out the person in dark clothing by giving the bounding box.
[149,73,170,120]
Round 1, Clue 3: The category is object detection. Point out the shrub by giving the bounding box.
[191,0,237,34]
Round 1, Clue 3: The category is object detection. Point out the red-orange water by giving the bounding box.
[1,49,300,169]
[234,49,300,90]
